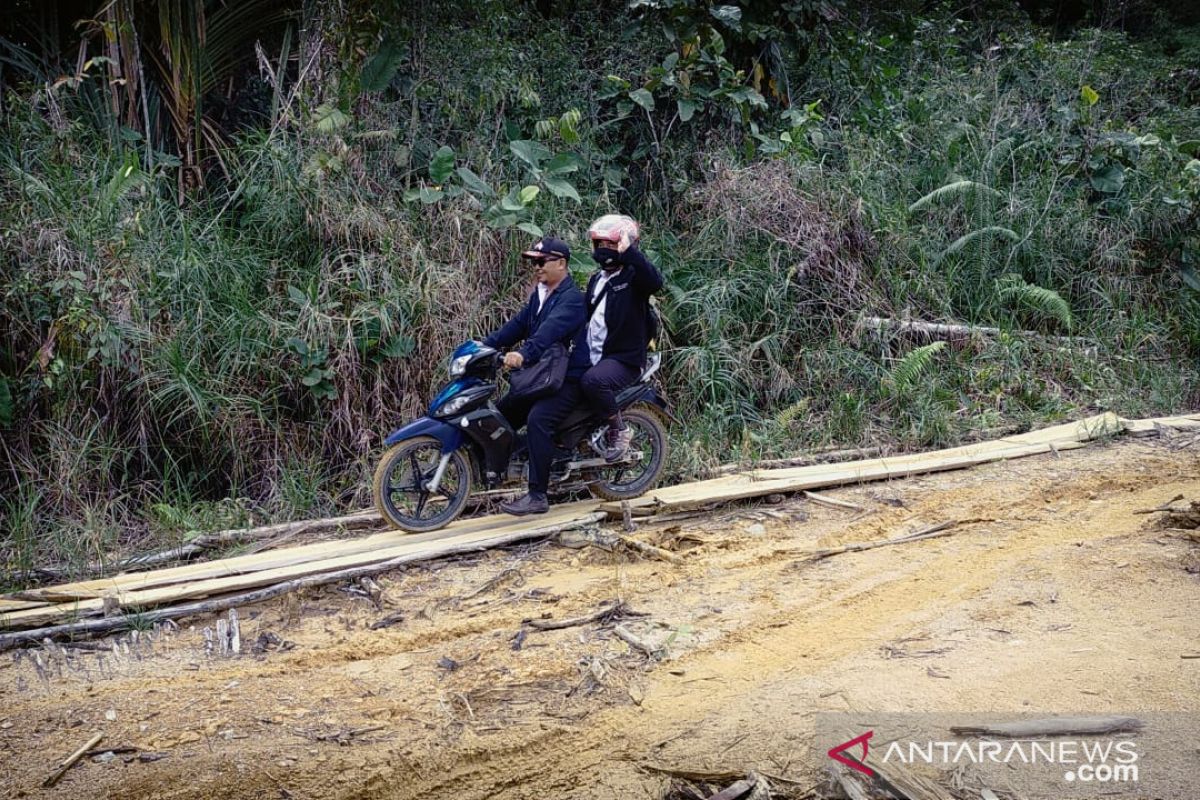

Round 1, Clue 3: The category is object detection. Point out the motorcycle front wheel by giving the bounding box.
[373,436,472,532]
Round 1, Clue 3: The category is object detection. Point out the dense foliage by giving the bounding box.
[2,0,1198,579]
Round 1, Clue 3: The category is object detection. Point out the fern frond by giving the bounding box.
[998,279,1073,329]
[887,341,946,393]
[773,399,810,428]
[909,180,1004,213]
[935,226,1020,264]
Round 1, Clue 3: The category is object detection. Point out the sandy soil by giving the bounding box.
[2,437,1198,799]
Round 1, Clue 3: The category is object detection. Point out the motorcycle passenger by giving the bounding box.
[574,214,664,461]
[483,237,586,516]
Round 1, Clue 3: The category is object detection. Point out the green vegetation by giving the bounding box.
[2,1,1198,581]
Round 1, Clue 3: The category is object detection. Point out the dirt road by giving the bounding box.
[2,437,1198,799]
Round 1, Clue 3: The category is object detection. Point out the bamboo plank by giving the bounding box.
[27,500,601,601]
[602,439,1089,515]
[0,506,602,629]
[0,513,607,649]
[1120,414,1200,435]
[0,599,52,613]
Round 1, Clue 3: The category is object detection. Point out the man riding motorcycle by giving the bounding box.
[482,236,585,516]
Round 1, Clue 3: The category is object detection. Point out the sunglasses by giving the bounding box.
[523,254,564,265]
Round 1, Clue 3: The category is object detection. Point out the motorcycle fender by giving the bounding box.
[620,385,679,426]
[383,416,463,453]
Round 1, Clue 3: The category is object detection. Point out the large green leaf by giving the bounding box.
[677,98,697,122]
[312,103,350,132]
[1090,164,1125,194]
[1080,84,1099,107]
[518,185,540,205]
[545,152,584,175]
[456,166,494,197]
[629,88,655,111]
[499,188,527,212]
[543,176,581,202]
[710,5,743,29]
[360,36,405,92]
[517,222,544,237]
[510,139,552,169]
[419,186,444,204]
[429,145,455,183]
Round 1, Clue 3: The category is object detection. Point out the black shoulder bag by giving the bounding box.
[506,342,568,402]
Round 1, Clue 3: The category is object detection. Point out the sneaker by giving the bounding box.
[500,492,549,516]
[604,424,634,462]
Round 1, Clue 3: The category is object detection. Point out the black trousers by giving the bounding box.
[497,379,583,496]
[497,360,639,496]
[580,358,640,419]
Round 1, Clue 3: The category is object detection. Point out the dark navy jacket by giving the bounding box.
[484,276,585,365]
[568,246,664,375]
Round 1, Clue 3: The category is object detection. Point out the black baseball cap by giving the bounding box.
[521,237,571,261]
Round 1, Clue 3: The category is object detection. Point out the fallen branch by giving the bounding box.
[803,521,958,562]
[618,534,684,564]
[614,624,666,659]
[0,513,606,650]
[803,490,865,512]
[858,316,1095,349]
[1134,494,1186,514]
[526,601,644,631]
[369,611,406,631]
[44,731,103,788]
[640,765,744,783]
[312,724,386,744]
[950,716,1143,737]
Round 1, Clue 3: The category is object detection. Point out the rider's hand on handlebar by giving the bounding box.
[502,351,524,370]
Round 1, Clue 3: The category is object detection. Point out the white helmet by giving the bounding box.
[587,214,640,247]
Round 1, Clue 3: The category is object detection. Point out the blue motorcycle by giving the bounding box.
[372,341,672,532]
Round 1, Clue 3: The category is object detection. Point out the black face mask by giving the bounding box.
[592,247,620,269]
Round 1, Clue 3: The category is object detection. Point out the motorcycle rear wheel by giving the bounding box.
[588,405,669,501]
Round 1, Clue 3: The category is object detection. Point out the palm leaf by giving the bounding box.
[887,341,946,393]
[909,180,1003,213]
[997,277,1073,329]
[935,226,1019,264]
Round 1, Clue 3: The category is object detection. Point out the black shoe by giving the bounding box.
[500,492,549,516]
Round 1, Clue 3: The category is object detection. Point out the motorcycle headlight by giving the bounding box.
[436,394,472,417]
[448,354,472,377]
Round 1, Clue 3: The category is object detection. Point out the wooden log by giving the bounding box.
[716,447,883,476]
[44,731,103,787]
[950,716,1143,737]
[0,513,606,649]
[803,490,865,511]
[803,521,958,562]
[614,624,666,659]
[618,535,684,564]
[858,316,1096,348]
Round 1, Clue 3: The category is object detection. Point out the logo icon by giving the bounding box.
[828,731,875,777]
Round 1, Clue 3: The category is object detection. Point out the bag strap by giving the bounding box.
[588,272,616,318]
